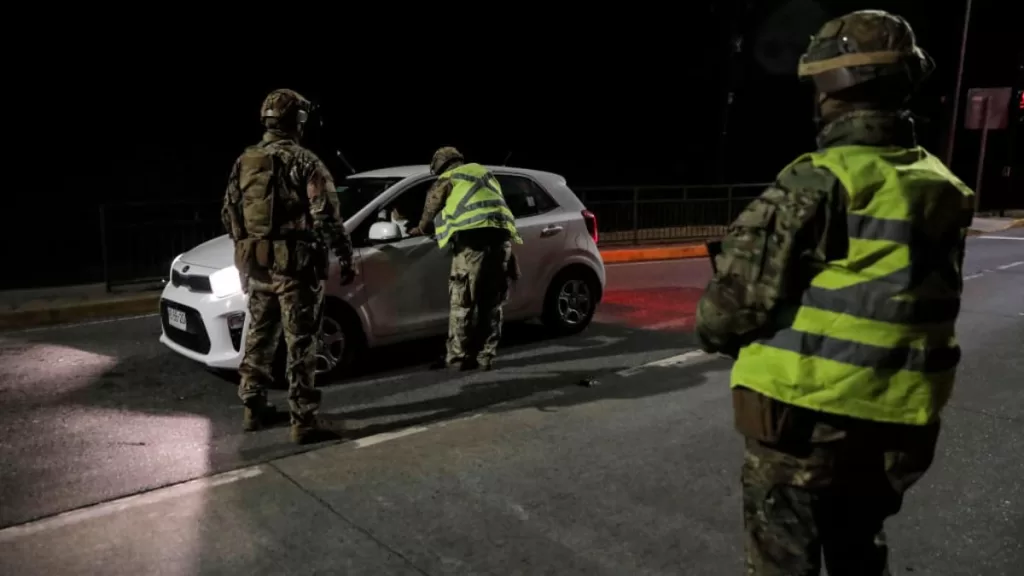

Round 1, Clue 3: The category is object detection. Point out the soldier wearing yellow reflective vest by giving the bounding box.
[409,147,522,370]
[695,11,975,576]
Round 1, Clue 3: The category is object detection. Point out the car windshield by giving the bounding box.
[336,177,403,220]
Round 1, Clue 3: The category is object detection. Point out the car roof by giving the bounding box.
[349,164,566,185]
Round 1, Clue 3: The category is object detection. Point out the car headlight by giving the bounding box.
[169,254,183,279]
[210,266,243,298]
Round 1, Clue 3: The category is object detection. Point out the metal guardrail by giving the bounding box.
[99,200,223,290]
[97,183,769,289]
[574,182,768,245]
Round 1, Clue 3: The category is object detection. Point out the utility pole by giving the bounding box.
[944,0,974,167]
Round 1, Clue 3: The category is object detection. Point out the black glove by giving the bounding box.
[338,263,357,286]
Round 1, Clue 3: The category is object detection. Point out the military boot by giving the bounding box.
[290,416,347,446]
[242,403,286,432]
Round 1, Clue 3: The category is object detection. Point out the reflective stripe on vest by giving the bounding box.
[435,163,521,248]
[730,145,975,426]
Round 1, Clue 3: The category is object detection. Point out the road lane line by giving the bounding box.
[996,261,1023,270]
[8,313,159,334]
[616,350,709,377]
[964,273,984,280]
[976,236,1024,240]
[352,426,428,449]
[606,259,706,268]
[645,318,695,330]
[0,467,263,541]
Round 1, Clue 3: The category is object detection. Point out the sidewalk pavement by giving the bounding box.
[0,283,161,331]
[969,215,1024,235]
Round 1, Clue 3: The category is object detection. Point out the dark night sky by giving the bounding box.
[5,0,1018,290]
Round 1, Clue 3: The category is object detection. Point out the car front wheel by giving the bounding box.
[271,299,363,387]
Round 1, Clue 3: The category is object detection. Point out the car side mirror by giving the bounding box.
[368,221,403,243]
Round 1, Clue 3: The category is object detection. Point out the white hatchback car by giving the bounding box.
[158,164,606,377]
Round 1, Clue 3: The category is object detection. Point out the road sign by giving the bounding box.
[965,87,1012,130]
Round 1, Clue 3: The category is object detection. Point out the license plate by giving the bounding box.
[167,307,188,331]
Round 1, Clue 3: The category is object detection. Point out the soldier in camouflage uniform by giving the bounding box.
[222,88,356,445]
[409,147,521,371]
[695,11,975,576]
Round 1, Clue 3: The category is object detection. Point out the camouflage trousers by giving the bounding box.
[741,416,940,576]
[446,239,512,365]
[238,273,324,429]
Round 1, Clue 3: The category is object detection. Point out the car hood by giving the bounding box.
[179,234,233,270]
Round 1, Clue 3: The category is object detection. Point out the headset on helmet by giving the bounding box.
[260,89,311,129]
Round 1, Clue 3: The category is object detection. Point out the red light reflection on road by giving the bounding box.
[598,287,704,331]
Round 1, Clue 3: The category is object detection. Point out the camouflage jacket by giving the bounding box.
[221,131,353,266]
[695,111,923,357]
[416,166,457,233]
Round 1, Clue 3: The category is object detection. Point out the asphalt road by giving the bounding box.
[1,231,1021,575]
[0,258,714,530]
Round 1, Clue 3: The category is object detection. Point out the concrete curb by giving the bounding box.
[600,243,708,264]
[0,294,161,331]
[968,219,1024,236]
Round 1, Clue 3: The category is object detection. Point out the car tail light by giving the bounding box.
[582,209,598,243]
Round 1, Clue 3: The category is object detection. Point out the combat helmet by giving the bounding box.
[260,89,311,131]
[430,146,464,175]
[797,10,935,95]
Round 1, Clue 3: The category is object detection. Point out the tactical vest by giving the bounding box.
[229,140,319,275]
[731,145,975,426]
[435,163,522,248]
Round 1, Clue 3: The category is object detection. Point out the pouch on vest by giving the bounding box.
[253,240,273,269]
[718,199,777,283]
[238,147,280,238]
[732,386,799,443]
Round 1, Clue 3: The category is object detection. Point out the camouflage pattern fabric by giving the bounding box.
[695,110,922,357]
[223,99,354,437]
[696,105,953,573]
[238,275,324,430]
[430,146,464,175]
[742,418,939,576]
[221,131,354,271]
[446,238,512,366]
[798,10,933,96]
[417,167,457,233]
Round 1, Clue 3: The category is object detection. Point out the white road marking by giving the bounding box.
[6,313,159,334]
[645,318,694,330]
[964,273,984,281]
[996,261,1023,270]
[616,350,709,377]
[605,259,704,268]
[0,467,262,541]
[976,236,1024,240]
[352,426,428,448]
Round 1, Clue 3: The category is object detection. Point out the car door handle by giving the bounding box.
[540,225,564,237]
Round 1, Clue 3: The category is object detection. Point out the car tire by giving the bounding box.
[269,298,365,387]
[541,265,600,336]
[314,299,364,384]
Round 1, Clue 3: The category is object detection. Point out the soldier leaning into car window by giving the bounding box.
[408,147,522,371]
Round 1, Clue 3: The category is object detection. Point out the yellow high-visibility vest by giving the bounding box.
[435,163,522,248]
[731,145,975,425]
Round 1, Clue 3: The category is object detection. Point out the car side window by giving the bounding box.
[495,175,557,219]
[352,178,436,247]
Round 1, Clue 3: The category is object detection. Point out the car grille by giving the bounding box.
[171,269,212,293]
[161,300,211,354]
